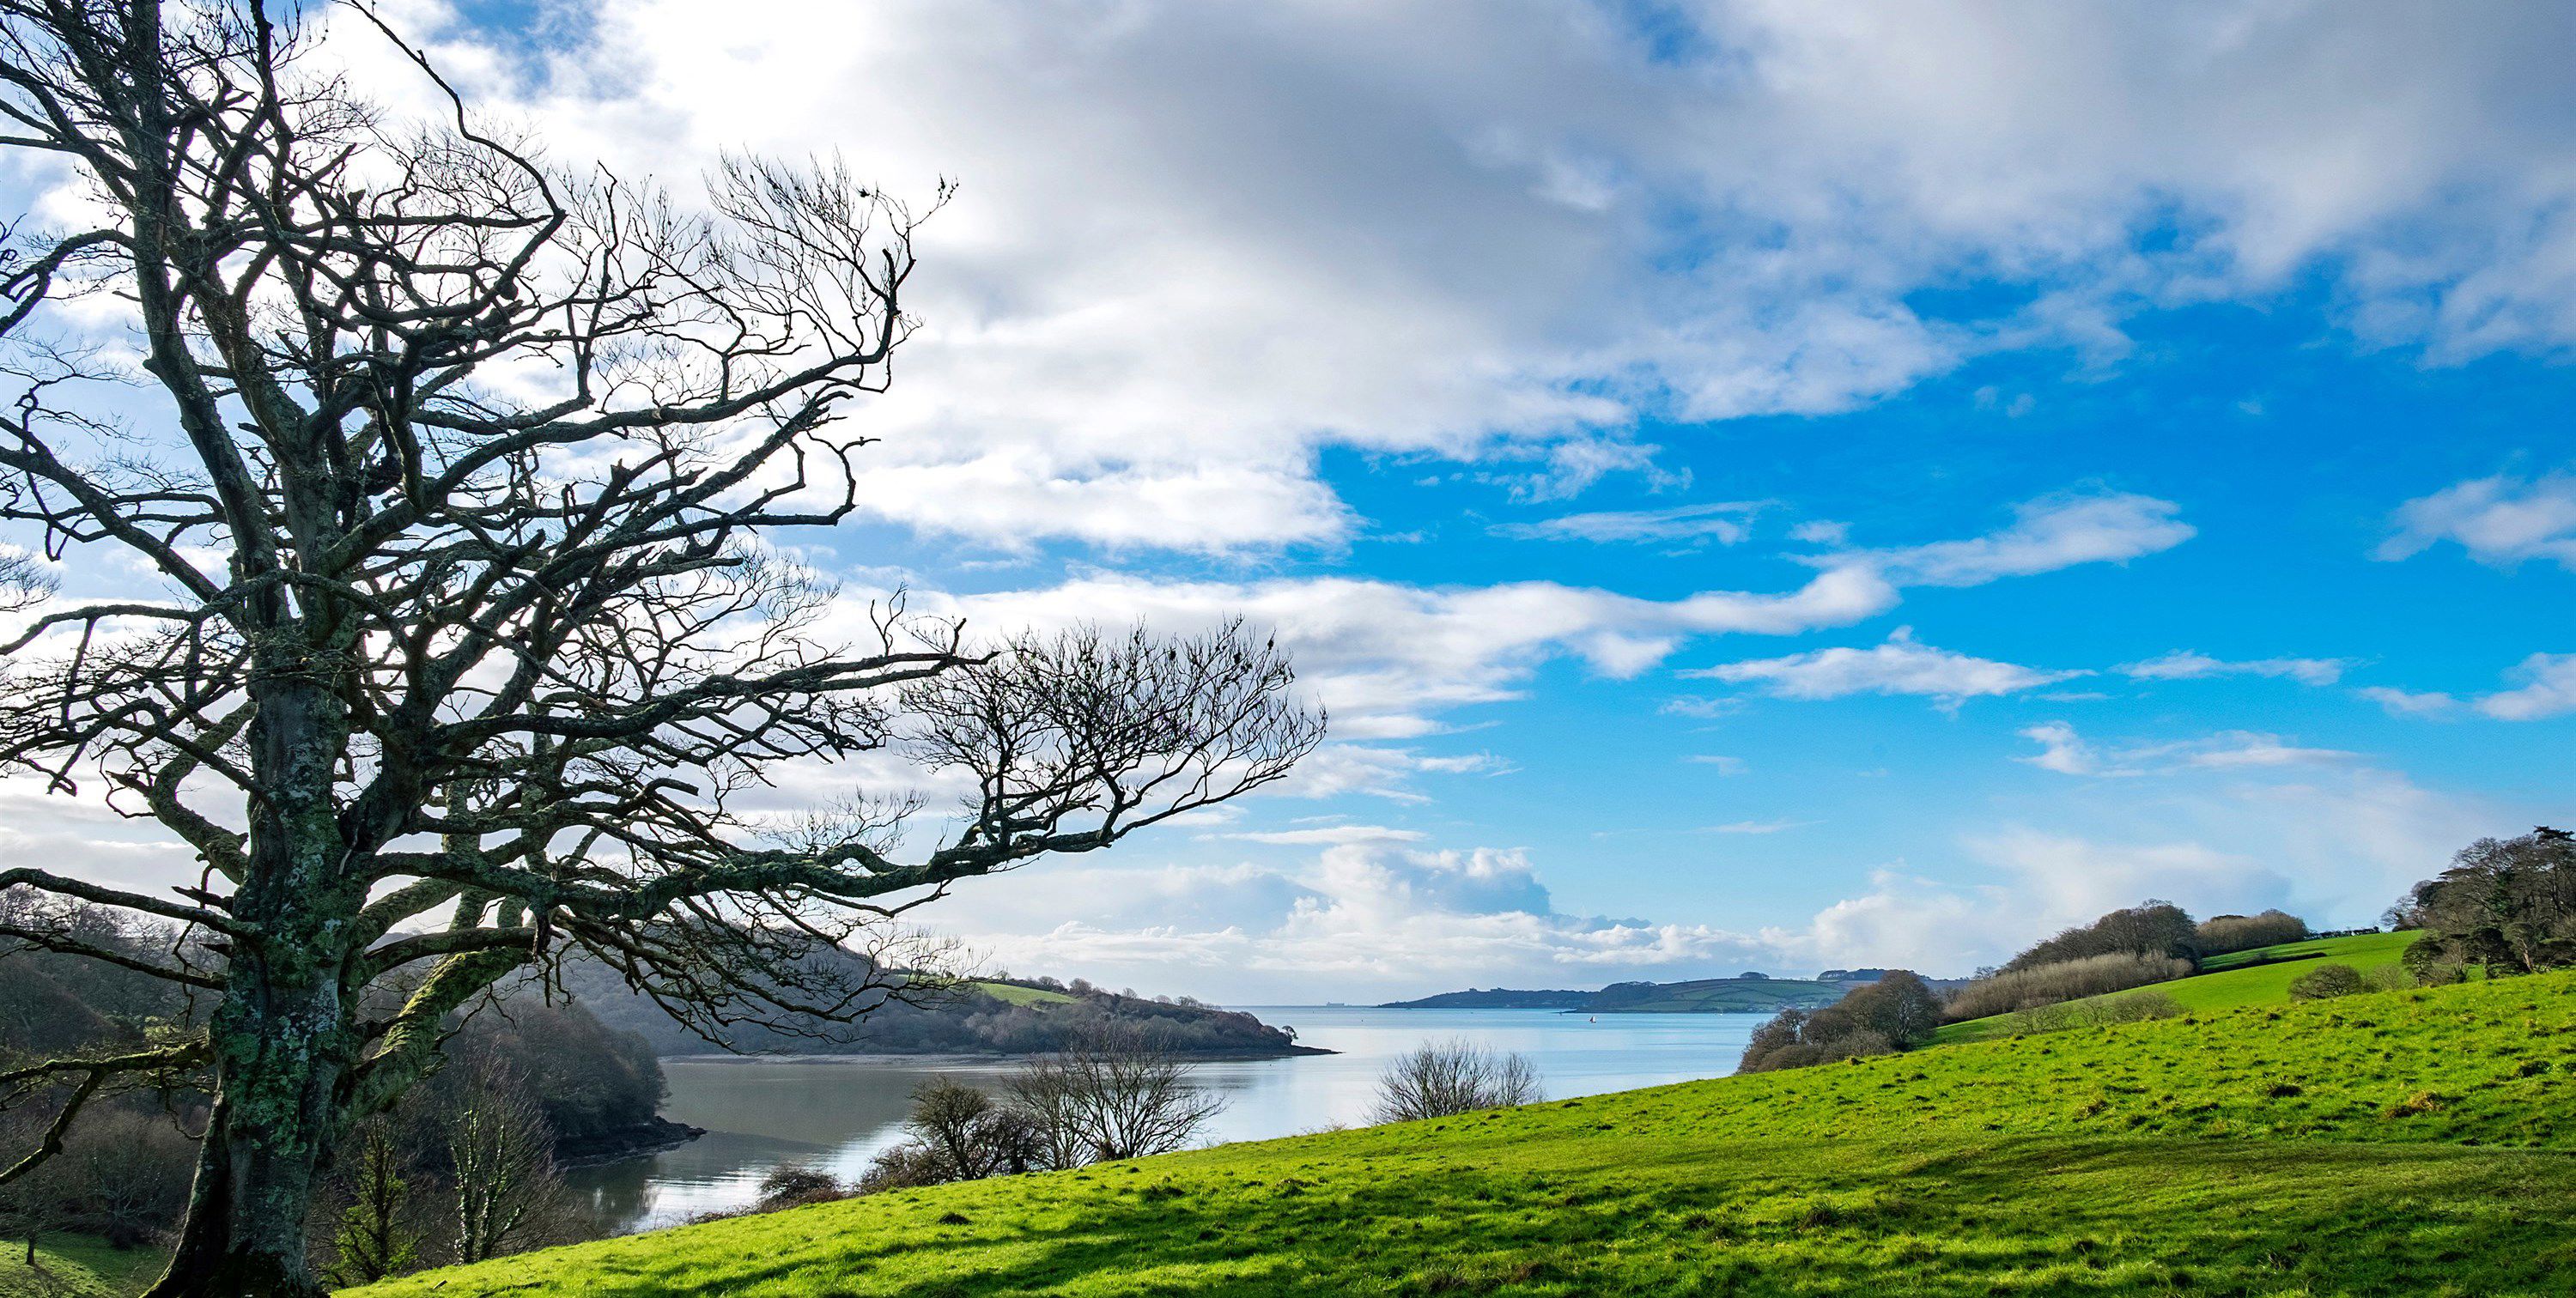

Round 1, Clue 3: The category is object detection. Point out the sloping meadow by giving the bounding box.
[352,971,2576,1296]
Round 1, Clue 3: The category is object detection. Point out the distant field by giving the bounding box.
[972,980,1079,1007]
[1935,930,2420,1045]
[0,1234,165,1298]
[356,967,2576,1296]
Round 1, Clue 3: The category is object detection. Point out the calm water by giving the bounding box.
[565,1006,1766,1234]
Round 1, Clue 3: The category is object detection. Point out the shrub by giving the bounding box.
[2287,963,2365,1001]
[1942,952,2196,1023]
[756,1165,852,1210]
[1372,1041,1544,1122]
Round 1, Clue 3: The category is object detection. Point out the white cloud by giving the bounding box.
[290,3,2576,553]
[2016,721,2352,777]
[2379,470,2576,571]
[1684,755,1748,774]
[2477,652,2576,720]
[1686,628,2085,706]
[1489,500,1762,545]
[2358,654,2576,722]
[2118,650,2352,687]
[1212,826,1426,846]
[948,840,1783,1001]
[1701,818,1812,835]
[1835,492,2195,588]
[2356,685,2461,718]
[868,489,2179,740]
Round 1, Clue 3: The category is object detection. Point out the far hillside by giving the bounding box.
[1935,930,2420,1045]
[1382,972,1911,1014]
[561,956,1319,1058]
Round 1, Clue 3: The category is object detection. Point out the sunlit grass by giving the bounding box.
[0,1234,167,1298]
[352,968,2576,1296]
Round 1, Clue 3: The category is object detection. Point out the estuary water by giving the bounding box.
[564,1005,1770,1234]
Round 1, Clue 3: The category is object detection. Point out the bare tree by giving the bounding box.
[444,1061,558,1265]
[0,3,1320,1294]
[1006,1027,1224,1165]
[1370,1040,1542,1124]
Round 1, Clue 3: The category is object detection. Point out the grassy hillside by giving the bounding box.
[354,968,2576,1296]
[1935,931,2419,1045]
[0,1235,167,1298]
[972,980,1079,1008]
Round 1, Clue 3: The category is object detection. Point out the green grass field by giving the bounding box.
[1934,931,2421,1045]
[351,967,2576,1296]
[971,981,1080,1008]
[0,1234,167,1298]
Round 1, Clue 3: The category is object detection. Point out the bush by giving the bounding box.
[2287,963,2365,1001]
[755,1165,850,1210]
[1370,1042,1543,1123]
[2195,910,2312,956]
[1740,971,1944,1073]
[1942,952,2196,1022]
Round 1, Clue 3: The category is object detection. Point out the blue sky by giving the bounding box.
[9,1,2572,1001]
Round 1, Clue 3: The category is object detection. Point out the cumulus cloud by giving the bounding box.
[948,840,1783,1001]
[2118,650,2352,687]
[2477,652,2576,720]
[1488,500,1763,545]
[1685,628,2085,707]
[2379,470,2576,571]
[283,3,2576,554]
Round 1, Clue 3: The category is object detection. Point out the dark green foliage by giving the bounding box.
[1740,971,1940,1071]
[2194,909,2312,955]
[2395,827,2576,974]
[324,1127,419,1287]
[2287,963,2365,1001]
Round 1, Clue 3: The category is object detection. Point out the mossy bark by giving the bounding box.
[144,677,361,1298]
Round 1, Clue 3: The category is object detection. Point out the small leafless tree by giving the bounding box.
[1006,1027,1224,1165]
[0,3,1320,1294]
[444,1060,560,1266]
[1370,1040,1543,1124]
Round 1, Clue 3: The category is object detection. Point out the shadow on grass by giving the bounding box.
[417,1137,2576,1298]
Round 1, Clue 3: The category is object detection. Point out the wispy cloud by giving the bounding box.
[2015,722,2354,777]
[1698,818,1814,834]
[2118,650,2354,687]
[2355,653,2576,722]
[1685,628,2086,707]
[1490,500,1764,545]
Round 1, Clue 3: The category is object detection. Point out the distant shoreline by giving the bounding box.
[660,1043,1336,1064]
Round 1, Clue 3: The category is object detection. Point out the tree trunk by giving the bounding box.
[144,981,351,1298]
[143,675,360,1297]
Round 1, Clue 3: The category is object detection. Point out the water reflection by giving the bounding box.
[565,1006,1766,1234]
